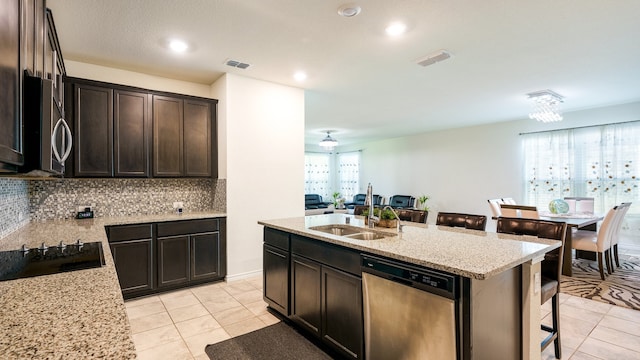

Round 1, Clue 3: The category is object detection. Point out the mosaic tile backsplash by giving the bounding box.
[28,178,226,221]
[0,179,30,238]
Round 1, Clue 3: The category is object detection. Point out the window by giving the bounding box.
[304,153,331,199]
[304,151,361,202]
[522,121,639,242]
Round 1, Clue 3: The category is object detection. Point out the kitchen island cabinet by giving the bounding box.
[260,214,561,360]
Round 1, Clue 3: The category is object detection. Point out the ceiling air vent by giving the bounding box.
[415,50,452,67]
[225,59,251,69]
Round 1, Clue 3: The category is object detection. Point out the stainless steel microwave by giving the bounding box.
[21,74,72,176]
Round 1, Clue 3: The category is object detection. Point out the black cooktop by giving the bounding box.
[0,241,105,281]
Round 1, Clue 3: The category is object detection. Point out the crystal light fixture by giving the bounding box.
[319,131,338,150]
[527,90,564,123]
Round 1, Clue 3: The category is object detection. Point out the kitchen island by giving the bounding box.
[259,214,561,360]
[0,211,225,359]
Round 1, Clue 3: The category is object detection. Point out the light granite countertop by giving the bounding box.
[0,211,226,359]
[259,213,561,280]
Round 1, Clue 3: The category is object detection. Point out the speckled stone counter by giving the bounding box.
[0,211,225,359]
[259,213,561,280]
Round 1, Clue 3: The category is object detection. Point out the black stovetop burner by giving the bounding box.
[0,241,105,281]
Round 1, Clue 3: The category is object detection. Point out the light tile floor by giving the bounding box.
[126,274,640,360]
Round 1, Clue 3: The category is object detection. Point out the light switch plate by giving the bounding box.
[173,201,184,209]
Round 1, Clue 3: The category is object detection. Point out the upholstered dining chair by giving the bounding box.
[396,209,428,223]
[436,212,487,231]
[609,202,632,268]
[496,217,567,359]
[487,198,504,217]
[571,205,621,280]
[499,204,539,219]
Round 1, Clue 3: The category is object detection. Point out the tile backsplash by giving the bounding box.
[0,179,30,238]
[1,177,226,239]
[28,178,226,220]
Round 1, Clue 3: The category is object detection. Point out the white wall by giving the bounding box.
[341,101,640,231]
[218,74,305,278]
[65,60,213,98]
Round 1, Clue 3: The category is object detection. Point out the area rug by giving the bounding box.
[561,254,640,311]
[205,322,332,360]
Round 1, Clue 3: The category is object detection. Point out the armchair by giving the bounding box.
[345,194,382,209]
[388,195,415,209]
[305,194,329,210]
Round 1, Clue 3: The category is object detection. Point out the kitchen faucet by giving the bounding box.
[382,205,403,233]
[365,183,377,228]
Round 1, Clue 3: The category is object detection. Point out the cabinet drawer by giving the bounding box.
[264,227,290,251]
[108,224,153,242]
[157,218,219,237]
[291,235,361,276]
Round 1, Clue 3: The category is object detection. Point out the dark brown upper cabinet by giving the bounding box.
[72,81,151,178]
[114,90,151,177]
[0,0,24,172]
[21,0,45,78]
[66,78,216,178]
[73,83,114,177]
[153,95,214,177]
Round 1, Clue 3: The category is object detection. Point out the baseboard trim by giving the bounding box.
[226,269,263,282]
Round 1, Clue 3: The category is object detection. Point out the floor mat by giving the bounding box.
[561,254,640,311]
[205,322,333,360]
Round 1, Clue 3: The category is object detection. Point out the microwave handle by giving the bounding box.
[60,118,73,162]
[51,117,73,163]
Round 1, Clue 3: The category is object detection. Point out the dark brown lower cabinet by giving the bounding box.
[108,224,154,298]
[291,255,322,336]
[263,244,290,315]
[277,234,363,360]
[108,218,226,299]
[158,235,190,288]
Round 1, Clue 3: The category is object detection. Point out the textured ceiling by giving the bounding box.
[48,0,640,146]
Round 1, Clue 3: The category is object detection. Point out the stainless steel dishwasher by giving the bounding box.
[362,255,459,360]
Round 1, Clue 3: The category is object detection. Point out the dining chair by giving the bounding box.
[496,217,567,359]
[396,209,428,223]
[487,198,504,217]
[436,212,487,230]
[571,205,620,280]
[499,204,539,219]
[607,202,631,269]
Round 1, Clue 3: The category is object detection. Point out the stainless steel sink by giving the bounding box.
[345,232,388,240]
[309,225,395,240]
[309,225,363,236]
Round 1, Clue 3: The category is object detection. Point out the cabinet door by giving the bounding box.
[74,84,113,176]
[153,95,183,177]
[158,235,190,287]
[190,232,221,281]
[110,239,154,296]
[322,266,363,359]
[291,255,322,337]
[183,99,211,177]
[0,0,23,171]
[45,9,64,109]
[264,244,290,316]
[114,90,150,177]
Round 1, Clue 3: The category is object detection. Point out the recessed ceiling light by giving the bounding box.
[168,39,189,53]
[294,71,307,81]
[338,4,361,17]
[385,22,407,37]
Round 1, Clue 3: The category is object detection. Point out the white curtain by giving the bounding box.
[337,152,360,201]
[304,153,331,199]
[523,121,640,243]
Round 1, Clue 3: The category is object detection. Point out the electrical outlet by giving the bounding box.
[173,201,184,209]
[78,205,92,212]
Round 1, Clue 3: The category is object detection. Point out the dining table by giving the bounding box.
[537,212,604,276]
